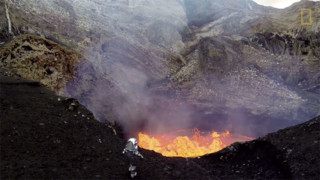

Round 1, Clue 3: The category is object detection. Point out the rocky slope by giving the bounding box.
[1,72,319,179]
[0,0,319,137]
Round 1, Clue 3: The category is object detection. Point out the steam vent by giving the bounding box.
[1,0,319,179]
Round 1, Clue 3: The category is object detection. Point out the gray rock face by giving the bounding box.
[9,0,186,50]
[4,0,188,80]
[1,0,319,137]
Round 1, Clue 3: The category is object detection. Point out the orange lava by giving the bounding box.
[138,128,253,157]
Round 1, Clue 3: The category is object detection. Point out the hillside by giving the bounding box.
[0,0,319,137]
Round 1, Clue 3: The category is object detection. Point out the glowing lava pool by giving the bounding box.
[138,129,253,157]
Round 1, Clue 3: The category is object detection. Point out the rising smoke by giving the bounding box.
[64,0,319,138]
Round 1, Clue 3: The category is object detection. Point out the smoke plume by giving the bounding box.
[64,0,319,138]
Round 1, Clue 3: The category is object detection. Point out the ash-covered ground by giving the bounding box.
[1,70,319,179]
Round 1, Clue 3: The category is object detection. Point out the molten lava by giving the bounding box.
[138,128,253,157]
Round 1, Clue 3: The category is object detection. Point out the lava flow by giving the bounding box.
[138,128,253,157]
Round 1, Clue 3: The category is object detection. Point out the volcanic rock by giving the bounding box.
[0,34,82,92]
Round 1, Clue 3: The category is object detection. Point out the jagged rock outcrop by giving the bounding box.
[0,35,82,92]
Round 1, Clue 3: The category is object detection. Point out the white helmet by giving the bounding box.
[128,138,138,149]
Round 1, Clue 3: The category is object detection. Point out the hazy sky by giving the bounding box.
[253,0,320,9]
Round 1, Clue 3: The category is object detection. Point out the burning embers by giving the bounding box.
[138,129,253,157]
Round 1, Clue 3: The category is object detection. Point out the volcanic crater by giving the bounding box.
[1,0,320,179]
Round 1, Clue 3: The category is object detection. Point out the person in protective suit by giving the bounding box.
[122,138,144,178]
